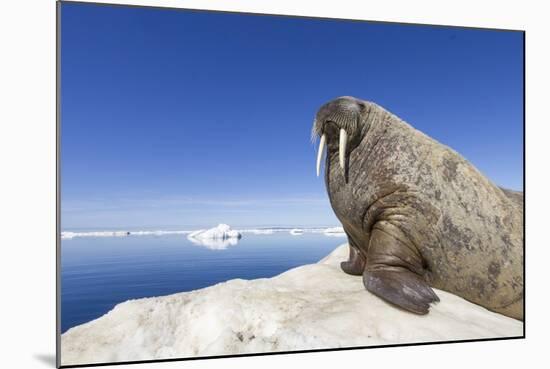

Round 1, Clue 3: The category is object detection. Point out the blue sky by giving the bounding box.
[61,3,524,229]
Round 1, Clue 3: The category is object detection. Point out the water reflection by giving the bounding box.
[187,236,240,250]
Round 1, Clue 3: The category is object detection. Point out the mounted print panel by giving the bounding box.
[57,1,524,367]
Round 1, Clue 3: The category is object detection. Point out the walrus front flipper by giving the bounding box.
[363,268,439,314]
[362,226,439,315]
[341,238,366,276]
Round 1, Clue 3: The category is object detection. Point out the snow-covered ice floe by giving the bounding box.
[186,224,242,250]
[61,243,523,366]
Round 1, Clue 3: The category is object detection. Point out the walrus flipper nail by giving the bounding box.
[363,268,439,315]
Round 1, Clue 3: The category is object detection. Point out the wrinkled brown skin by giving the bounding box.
[314,96,523,320]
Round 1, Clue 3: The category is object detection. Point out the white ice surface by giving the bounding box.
[61,243,523,366]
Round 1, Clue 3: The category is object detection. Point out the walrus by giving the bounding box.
[312,96,523,320]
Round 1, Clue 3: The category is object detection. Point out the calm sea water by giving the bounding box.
[61,231,344,333]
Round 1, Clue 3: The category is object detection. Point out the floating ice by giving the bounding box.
[61,230,191,240]
[289,228,304,235]
[187,224,242,240]
[60,226,349,240]
[323,227,346,237]
[186,224,242,249]
[238,229,275,235]
[61,231,131,239]
[127,230,191,236]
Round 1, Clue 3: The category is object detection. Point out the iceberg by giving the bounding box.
[61,243,522,366]
[186,224,242,249]
[187,224,242,240]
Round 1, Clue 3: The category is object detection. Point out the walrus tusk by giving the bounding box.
[339,128,347,169]
[316,134,326,177]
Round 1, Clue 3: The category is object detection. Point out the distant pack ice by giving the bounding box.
[61,225,348,240]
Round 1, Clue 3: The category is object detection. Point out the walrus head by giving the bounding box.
[312,96,370,177]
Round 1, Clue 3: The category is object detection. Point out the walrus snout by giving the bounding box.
[313,96,365,176]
